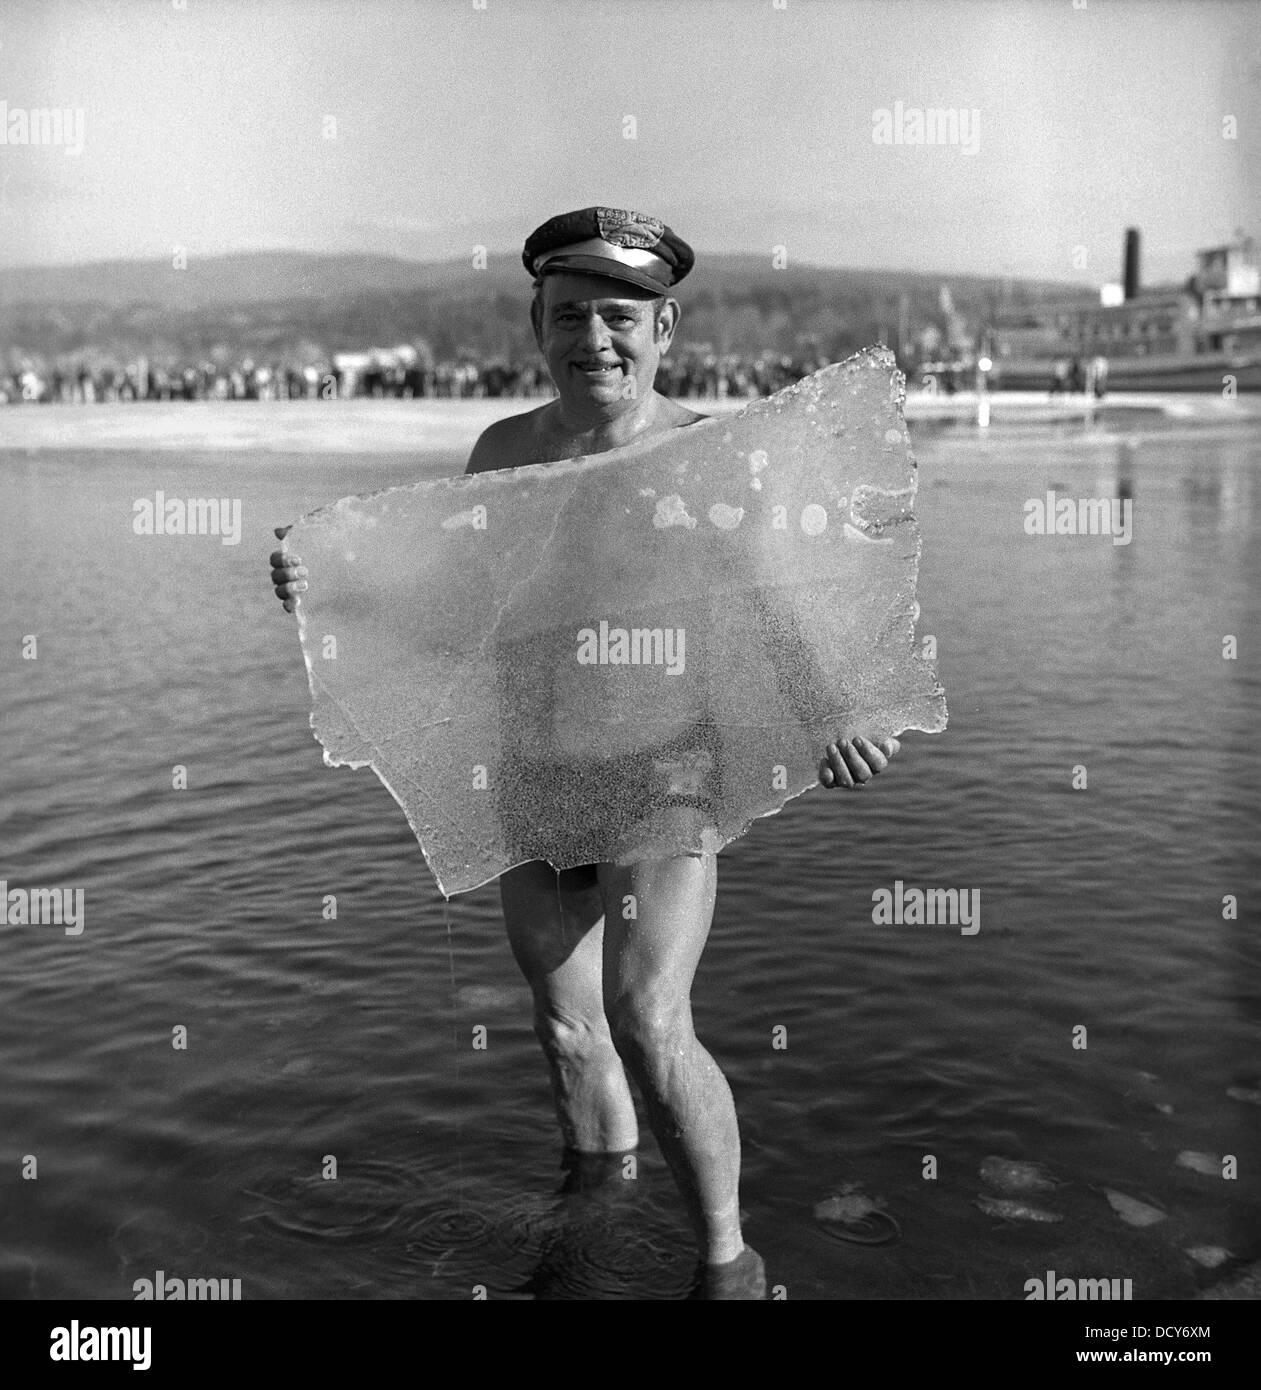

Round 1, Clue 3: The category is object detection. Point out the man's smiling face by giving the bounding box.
[532,271,678,413]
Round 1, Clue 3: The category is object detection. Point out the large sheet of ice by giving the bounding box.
[287,347,947,897]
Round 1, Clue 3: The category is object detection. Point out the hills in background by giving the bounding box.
[0,251,1090,367]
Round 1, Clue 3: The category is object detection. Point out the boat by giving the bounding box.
[988,230,1261,392]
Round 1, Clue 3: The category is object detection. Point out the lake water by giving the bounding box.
[1,402,1258,1300]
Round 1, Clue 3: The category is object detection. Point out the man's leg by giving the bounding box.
[500,861,638,1153]
[596,848,751,1270]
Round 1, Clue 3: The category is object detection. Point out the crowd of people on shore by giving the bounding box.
[0,347,834,407]
[0,355,544,405]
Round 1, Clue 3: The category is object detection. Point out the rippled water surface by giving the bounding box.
[2,407,1259,1299]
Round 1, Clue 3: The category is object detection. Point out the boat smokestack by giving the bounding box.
[1123,227,1141,301]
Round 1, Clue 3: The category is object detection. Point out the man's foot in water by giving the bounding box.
[557,1147,640,1203]
[690,1245,767,1300]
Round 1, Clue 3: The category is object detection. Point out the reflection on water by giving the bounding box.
[1,419,1259,1299]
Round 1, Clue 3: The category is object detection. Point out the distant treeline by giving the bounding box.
[0,251,1086,369]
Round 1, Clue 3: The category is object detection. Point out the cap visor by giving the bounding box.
[537,255,672,295]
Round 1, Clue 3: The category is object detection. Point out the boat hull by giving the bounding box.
[993,354,1261,393]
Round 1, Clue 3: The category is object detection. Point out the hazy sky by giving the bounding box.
[3,0,1258,282]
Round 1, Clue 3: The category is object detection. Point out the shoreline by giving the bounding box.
[1,392,1258,454]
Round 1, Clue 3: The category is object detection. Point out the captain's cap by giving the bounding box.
[523,206,694,295]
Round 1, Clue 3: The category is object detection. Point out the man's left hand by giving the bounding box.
[819,736,900,789]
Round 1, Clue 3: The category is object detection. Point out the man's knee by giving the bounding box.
[533,1006,611,1066]
[606,995,692,1080]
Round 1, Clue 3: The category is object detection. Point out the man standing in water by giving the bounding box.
[271,208,900,1298]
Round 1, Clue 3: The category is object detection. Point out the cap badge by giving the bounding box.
[595,207,664,250]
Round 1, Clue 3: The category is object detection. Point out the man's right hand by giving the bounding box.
[270,525,308,612]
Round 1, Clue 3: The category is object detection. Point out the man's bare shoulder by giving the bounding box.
[656,395,710,428]
[464,394,710,477]
[464,405,550,475]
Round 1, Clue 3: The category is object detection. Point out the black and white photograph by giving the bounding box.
[1,0,1258,1344]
